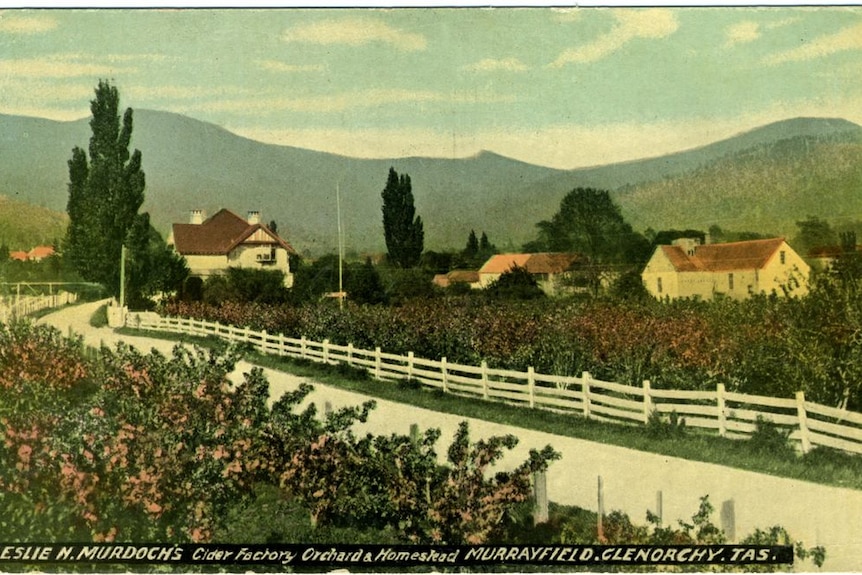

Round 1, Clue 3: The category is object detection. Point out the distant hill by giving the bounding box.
[0,111,859,254]
[0,195,67,251]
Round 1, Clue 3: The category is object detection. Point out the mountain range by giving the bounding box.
[0,111,860,254]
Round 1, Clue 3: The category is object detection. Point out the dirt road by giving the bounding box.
[38,301,862,571]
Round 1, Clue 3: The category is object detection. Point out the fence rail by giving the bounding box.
[0,292,78,322]
[130,312,862,455]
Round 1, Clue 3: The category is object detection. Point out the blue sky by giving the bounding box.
[0,7,859,168]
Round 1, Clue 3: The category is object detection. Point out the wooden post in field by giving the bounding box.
[527,367,536,408]
[278,333,285,356]
[720,499,736,542]
[409,423,420,444]
[583,372,592,419]
[532,470,549,524]
[324,401,332,416]
[796,391,812,454]
[717,384,727,438]
[375,347,382,380]
[481,361,489,400]
[656,490,663,525]
[597,475,605,542]
[261,329,268,353]
[643,380,653,424]
[441,357,449,393]
[323,339,330,364]
[347,343,354,366]
[301,336,308,359]
[407,351,415,380]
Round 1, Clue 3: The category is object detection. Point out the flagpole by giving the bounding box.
[337,182,344,311]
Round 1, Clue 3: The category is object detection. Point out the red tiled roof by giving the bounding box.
[172,209,294,255]
[479,253,579,275]
[28,245,55,259]
[662,238,786,272]
[447,269,480,283]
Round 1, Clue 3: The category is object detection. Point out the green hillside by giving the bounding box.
[615,132,862,239]
[0,110,859,255]
[0,195,67,251]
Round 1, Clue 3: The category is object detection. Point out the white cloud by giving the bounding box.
[0,56,131,79]
[764,20,862,65]
[0,12,57,34]
[281,18,426,52]
[255,59,325,73]
[462,57,528,73]
[549,8,678,68]
[184,88,516,115]
[725,21,760,47]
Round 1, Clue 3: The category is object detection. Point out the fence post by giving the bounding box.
[796,391,812,454]
[375,347,382,380]
[656,490,663,526]
[528,367,536,408]
[441,357,449,393]
[407,351,415,380]
[323,339,330,364]
[278,333,286,356]
[347,343,354,366]
[642,380,652,424]
[582,372,592,419]
[597,475,605,542]
[717,383,727,438]
[301,336,308,359]
[481,361,489,400]
[532,470,549,524]
[720,499,736,542]
[261,329,268,353]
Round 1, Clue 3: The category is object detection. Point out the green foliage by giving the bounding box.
[347,258,387,305]
[65,81,146,297]
[485,265,545,300]
[646,410,687,439]
[747,417,795,458]
[792,216,838,256]
[381,167,424,268]
[0,321,559,547]
[202,267,289,305]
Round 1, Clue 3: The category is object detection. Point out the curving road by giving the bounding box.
[38,301,862,571]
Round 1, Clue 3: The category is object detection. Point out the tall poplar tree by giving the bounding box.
[65,80,146,296]
[381,167,424,268]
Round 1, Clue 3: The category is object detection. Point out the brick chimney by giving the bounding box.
[247,210,261,225]
[189,209,204,225]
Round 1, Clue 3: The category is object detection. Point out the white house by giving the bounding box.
[642,237,809,300]
[478,252,581,295]
[168,209,295,287]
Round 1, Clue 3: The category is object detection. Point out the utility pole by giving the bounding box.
[119,244,127,322]
[336,183,344,311]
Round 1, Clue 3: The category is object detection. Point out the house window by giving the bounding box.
[780,250,786,265]
[728,273,734,290]
[657,277,663,294]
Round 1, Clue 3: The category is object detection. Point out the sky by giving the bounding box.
[0,6,860,169]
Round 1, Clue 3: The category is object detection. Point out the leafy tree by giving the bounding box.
[125,213,188,308]
[464,230,479,259]
[381,167,424,268]
[530,187,649,294]
[792,216,838,256]
[203,267,289,305]
[347,257,387,305]
[268,220,278,234]
[485,265,545,300]
[65,80,146,297]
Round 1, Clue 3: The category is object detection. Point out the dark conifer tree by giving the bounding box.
[381,167,424,268]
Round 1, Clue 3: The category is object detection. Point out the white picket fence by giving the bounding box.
[130,312,862,456]
[0,292,78,322]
